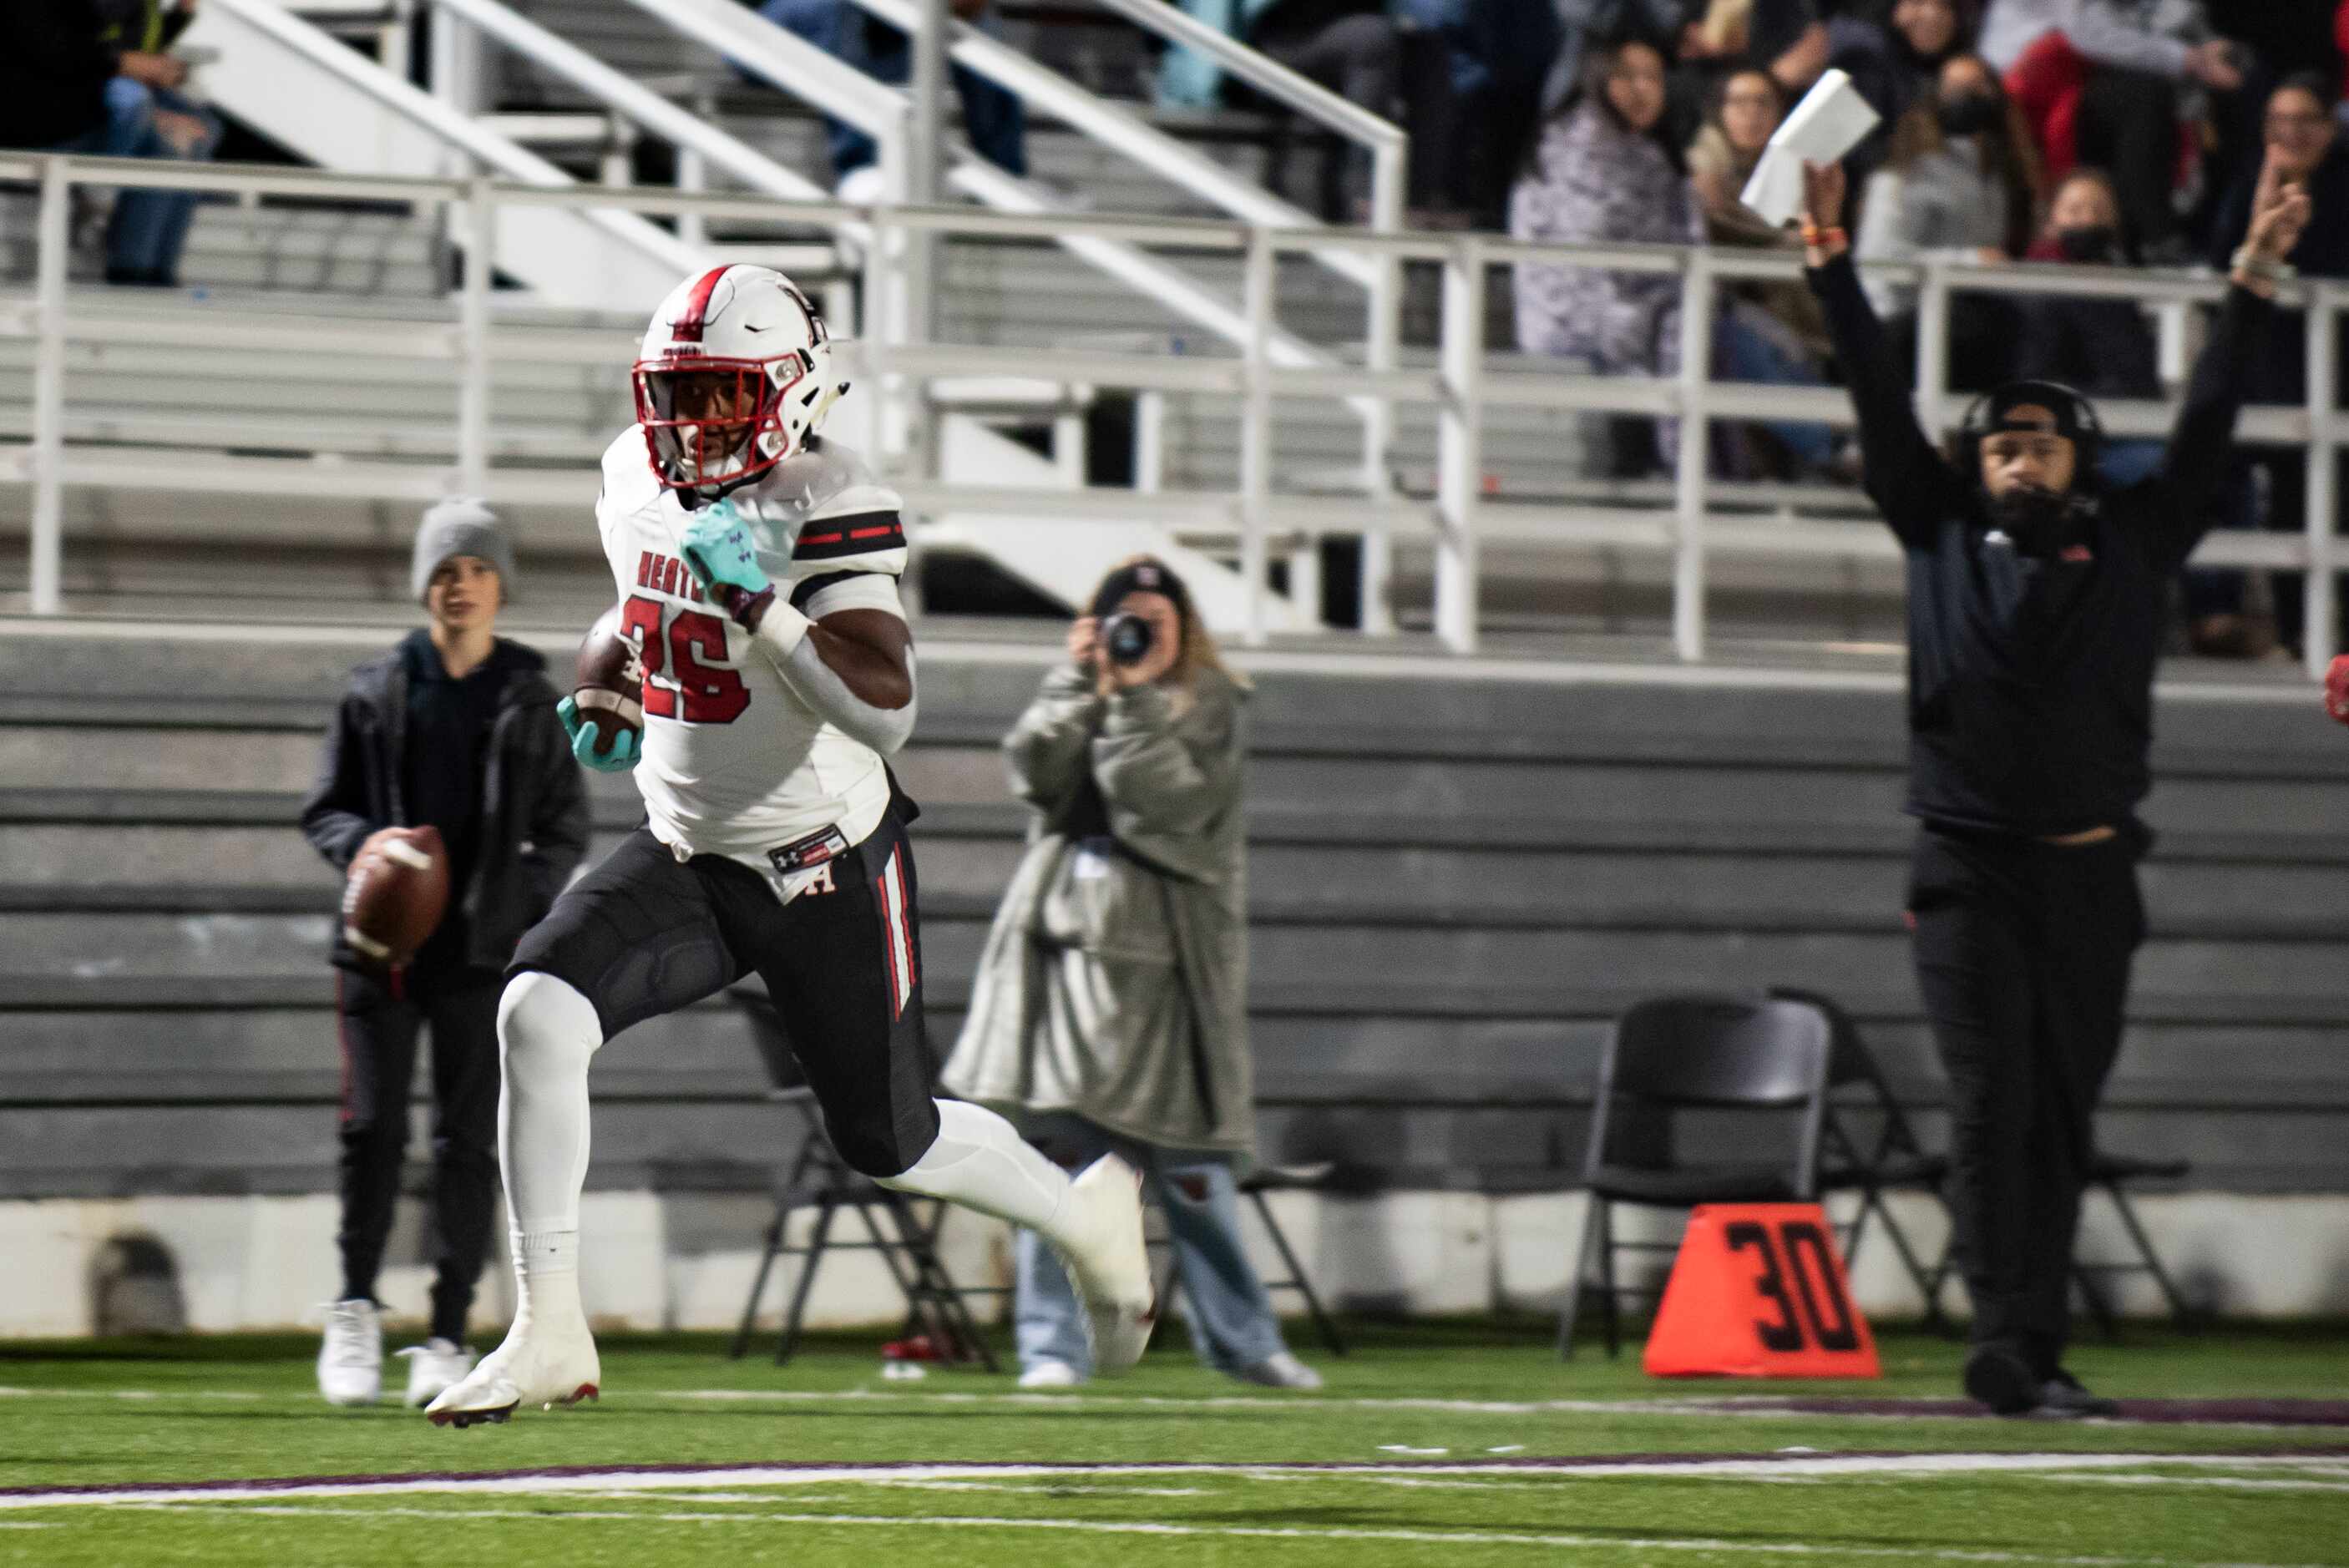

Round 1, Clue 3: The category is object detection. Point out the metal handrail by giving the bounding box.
[1080,0,1404,154]
[4,153,2336,675]
[197,0,702,277]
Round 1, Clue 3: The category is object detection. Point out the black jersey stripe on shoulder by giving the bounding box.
[796,510,904,561]
[789,569,880,610]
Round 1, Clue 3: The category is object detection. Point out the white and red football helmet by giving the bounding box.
[632,264,844,492]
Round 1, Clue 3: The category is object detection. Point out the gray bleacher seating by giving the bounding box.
[3,630,2346,1206]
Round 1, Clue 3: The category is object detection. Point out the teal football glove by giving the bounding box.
[558,693,640,773]
[677,498,778,629]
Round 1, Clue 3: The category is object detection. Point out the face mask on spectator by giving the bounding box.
[2054,225,2119,264]
[1936,94,1997,139]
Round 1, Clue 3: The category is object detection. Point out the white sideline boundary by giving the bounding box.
[0,615,2316,704]
[3,1450,2343,1511]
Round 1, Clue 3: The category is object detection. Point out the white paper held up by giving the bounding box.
[1739,68,1881,226]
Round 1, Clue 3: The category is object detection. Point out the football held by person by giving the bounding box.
[426,265,1157,1426]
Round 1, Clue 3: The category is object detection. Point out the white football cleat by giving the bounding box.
[1234,1350,1324,1390]
[317,1299,383,1407]
[1017,1359,1083,1389]
[1047,1155,1157,1375]
[397,1338,477,1409]
[424,1305,600,1429]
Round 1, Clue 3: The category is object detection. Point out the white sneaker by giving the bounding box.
[1017,1360,1083,1389]
[1046,1154,1156,1375]
[1234,1350,1324,1390]
[397,1338,477,1409]
[423,1301,600,1429]
[316,1299,383,1408]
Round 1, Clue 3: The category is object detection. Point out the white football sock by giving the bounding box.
[878,1100,1072,1238]
[496,971,603,1322]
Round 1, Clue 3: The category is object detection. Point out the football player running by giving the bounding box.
[427,265,1155,1426]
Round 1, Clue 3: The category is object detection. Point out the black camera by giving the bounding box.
[1099,611,1155,667]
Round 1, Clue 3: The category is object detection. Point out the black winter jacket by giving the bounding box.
[299,638,590,973]
[1807,252,2271,837]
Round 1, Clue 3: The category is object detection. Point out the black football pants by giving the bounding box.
[334,964,502,1343]
[1906,826,2144,1373]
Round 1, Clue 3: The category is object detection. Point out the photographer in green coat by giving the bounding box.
[944,558,1316,1391]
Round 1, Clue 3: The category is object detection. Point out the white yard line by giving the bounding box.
[94,1500,2342,1568]
[3,1452,2343,1512]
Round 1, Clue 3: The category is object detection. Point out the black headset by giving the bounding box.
[1957,379,2105,484]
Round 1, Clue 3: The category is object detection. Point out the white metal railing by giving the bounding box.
[619,0,1405,623]
[1,154,2336,677]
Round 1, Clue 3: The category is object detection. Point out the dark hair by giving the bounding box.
[1558,35,1683,171]
[2044,165,2135,260]
[1886,53,2042,256]
[2271,70,2336,114]
[1709,66,1785,127]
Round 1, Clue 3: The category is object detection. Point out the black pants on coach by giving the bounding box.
[1906,826,2145,1373]
[334,964,503,1343]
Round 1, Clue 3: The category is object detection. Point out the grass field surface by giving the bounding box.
[3,1322,2345,1565]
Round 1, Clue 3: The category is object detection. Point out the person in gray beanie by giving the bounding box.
[411,497,519,604]
[299,498,588,1413]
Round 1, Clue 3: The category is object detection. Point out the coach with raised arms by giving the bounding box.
[1796,147,2310,1416]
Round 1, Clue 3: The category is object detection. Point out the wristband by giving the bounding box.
[2230,246,2296,283]
[752,599,813,661]
[1800,223,1846,250]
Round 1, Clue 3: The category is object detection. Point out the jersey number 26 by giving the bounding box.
[620,596,750,724]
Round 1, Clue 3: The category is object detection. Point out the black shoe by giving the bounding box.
[1962,1343,2041,1415]
[2035,1370,2120,1419]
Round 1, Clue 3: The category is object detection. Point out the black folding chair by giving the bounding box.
[1146,1161,1349,1359]
[726,988,1003,1370]
[2070,1152,2198,1334]
[1560,996,1834,1358]
[1768,987,1956,1333]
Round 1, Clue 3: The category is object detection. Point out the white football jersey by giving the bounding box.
[595,431,910,888]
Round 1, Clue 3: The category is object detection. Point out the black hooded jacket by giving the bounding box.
[300,635,590,974]
[1806,253,2273,837]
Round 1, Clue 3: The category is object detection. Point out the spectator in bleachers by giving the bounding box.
[2014,169,2164,487]
[0,0,220,286]
[2198,73,2349,656]
[944,559,1320,1393]
[1828,0,1977,207]
[299,501,590,1410]
[1691,73,1834,345]
[1513,37,1700,475]
[1853,53,2039,390]
[757,0,1025,196]
[1515,38,1837,474]
[1981,0,2244,255]
[1159,0,1400,215]
[1397,0,1563,228]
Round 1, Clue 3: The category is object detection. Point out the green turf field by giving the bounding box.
[3,1322,2346,1566]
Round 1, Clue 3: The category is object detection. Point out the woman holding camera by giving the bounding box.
[943,559,1319,1391]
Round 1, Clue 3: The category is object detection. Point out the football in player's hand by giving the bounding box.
[573,605,647,760]
[342,825,448,969]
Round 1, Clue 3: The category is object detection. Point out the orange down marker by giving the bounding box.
[1642,1203,1881,1378]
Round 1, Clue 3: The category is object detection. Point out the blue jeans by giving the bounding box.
[756,0,1025,180]
[1011,1111,1287,1378]
[1714,310,1836,471]
[53,77,220,283]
